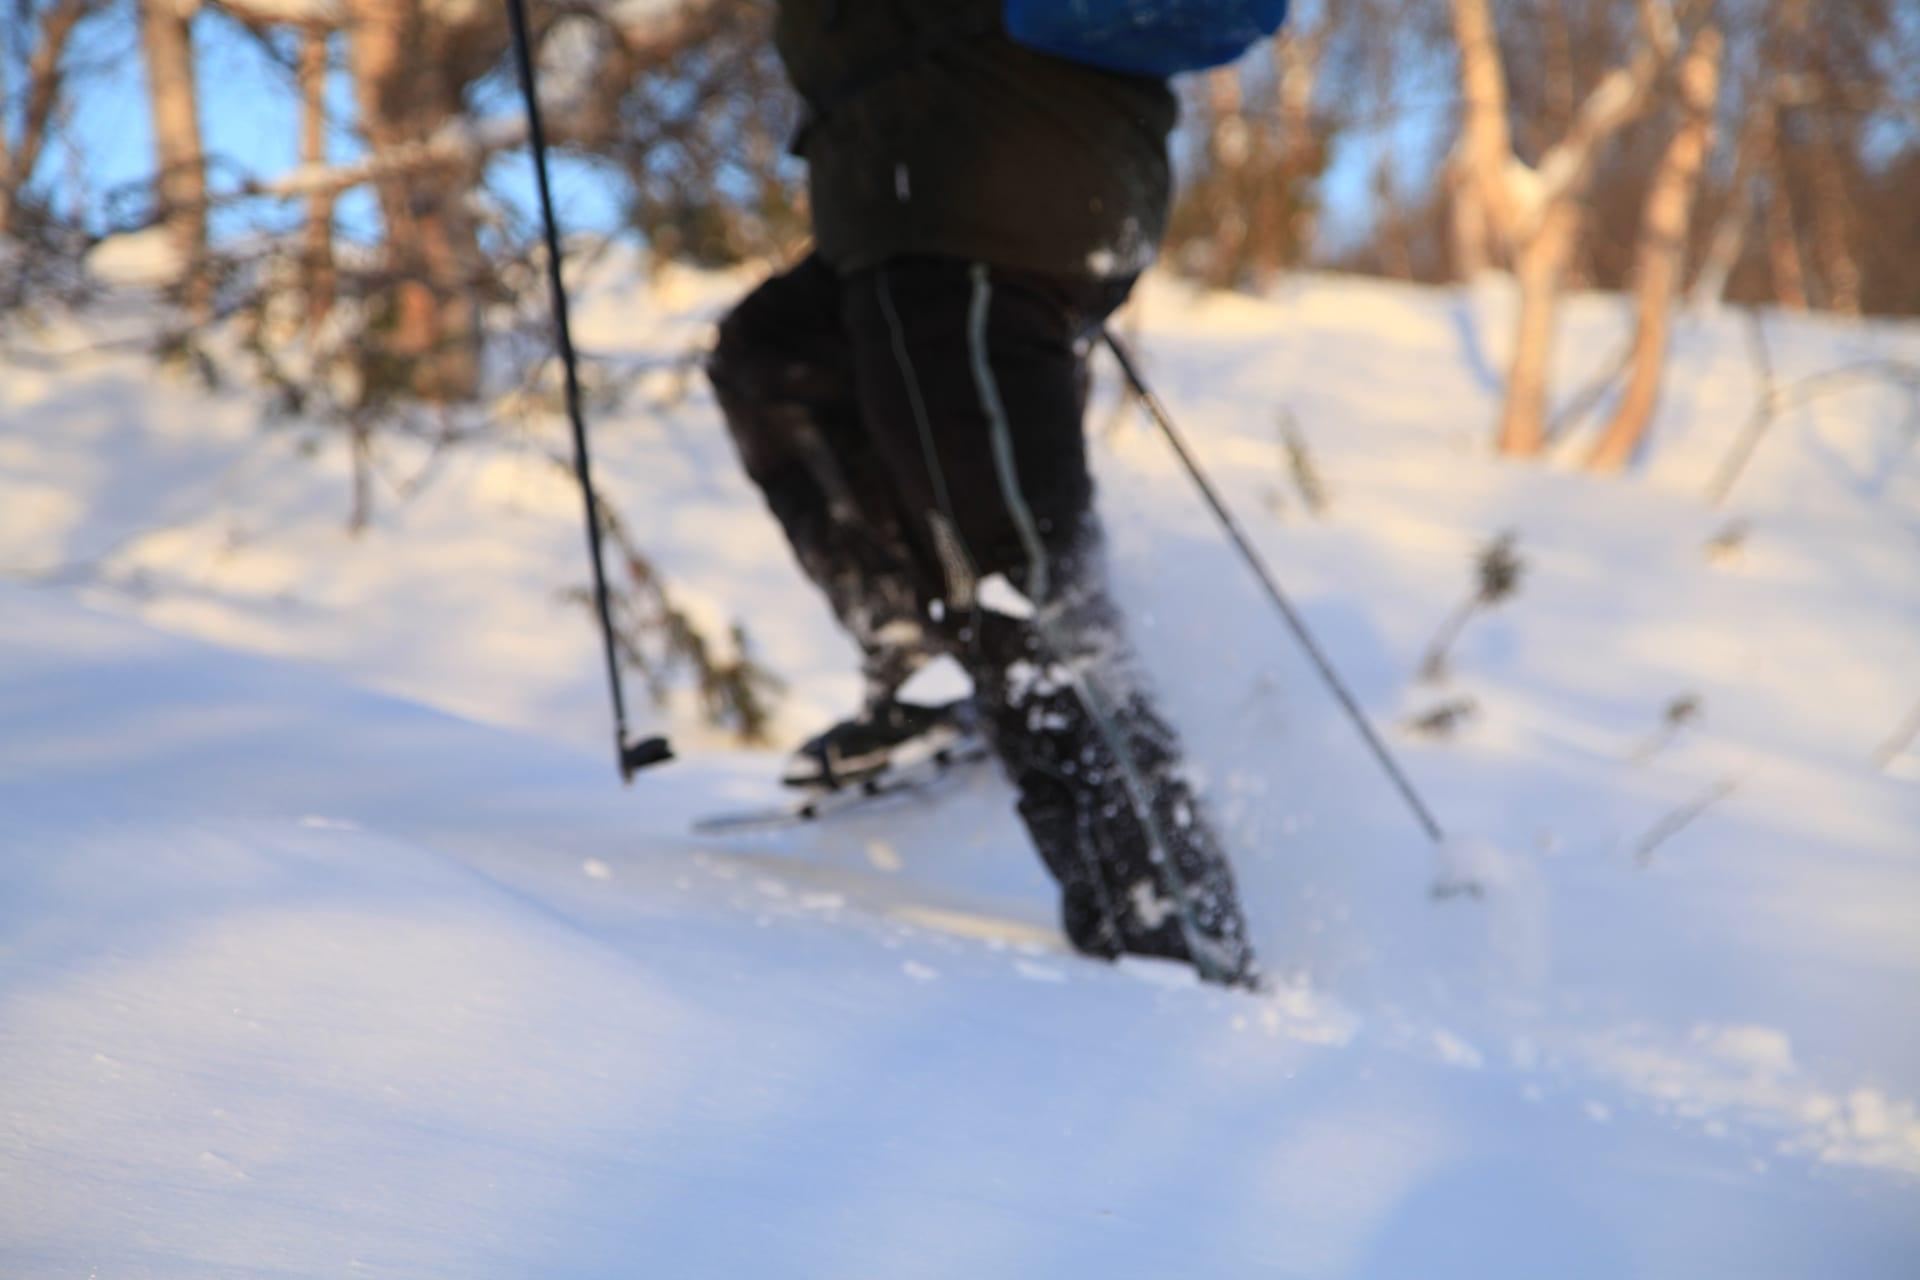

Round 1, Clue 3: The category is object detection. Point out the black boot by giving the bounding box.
[782,696,981,790]
[979,613,1260,989]
[1009,709,1261,988]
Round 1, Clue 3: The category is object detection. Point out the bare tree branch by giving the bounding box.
[0,0,98,234]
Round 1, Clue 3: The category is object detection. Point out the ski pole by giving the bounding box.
[1101,328,1445,846]
[505,0,671,781]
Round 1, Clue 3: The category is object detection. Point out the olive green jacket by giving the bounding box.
[772,0,1177,279]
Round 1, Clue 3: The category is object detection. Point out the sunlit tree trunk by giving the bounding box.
[1590,27,1722,472]
[138,0,209,316]
[1451,0,1673,457]
[1499,201,1578,457]
[1446,0,1513,278]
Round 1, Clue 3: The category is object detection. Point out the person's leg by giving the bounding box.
[708,254,941,705]
[840,257,1257,984]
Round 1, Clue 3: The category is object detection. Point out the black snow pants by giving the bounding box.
[709,253,1255,984]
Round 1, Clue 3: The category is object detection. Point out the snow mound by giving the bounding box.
[5,263,1920,1274]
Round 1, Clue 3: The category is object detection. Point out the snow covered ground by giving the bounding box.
[3,262,1918,1275]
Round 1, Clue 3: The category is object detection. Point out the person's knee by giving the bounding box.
[710,257,845,404]
[708,296,842,480]
[707,303,776,404]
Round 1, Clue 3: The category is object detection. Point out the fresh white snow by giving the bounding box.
[2,263,1918,1275]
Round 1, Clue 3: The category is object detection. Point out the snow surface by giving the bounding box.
[3,263,1919,1275]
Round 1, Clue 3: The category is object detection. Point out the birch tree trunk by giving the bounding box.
[1446,0,1514,278]
[1452,0,1673,456]
[138,0,209,316]
[1589,27,1723,472]
[1498,200,1579,457]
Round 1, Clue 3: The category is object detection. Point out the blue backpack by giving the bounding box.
[1004,0,1291,77]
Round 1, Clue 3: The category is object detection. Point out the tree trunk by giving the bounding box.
[1876,700,1920,770]
[1371,155,1414,281]
[1590,27,1722,473]
[1202,66,1249,289]
[138,0,209,316]
[1272,26,1320,271]
[1499,201,1580,457]
[1447,160,1491,278]
[0,0,93,238]
[299,24,336,339]
[1541,0,1575,143]
[1689,106,1768,310]
[1762,117,1808,311]
[1449,0,1672,457]
[346,0,487,401]
[1807,111,1860,316]
[1447,0,1513,277]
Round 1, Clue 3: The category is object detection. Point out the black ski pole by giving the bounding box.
[1101,328,1445,847]
[505,0,670,781]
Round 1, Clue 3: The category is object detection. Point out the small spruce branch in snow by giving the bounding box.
[1874,701,1920,771]
[1403,697,1480,740]
[581,482,785,744]
[237,294,493,532]
[1634,776,1741,867]
[1709,306,1920,506]
[0,206,93,316]
[1419,531,1525,683]
[1713,357,1920,505]
[1629,694,1704,763]
[1278,409,1329,517]
[1430,875,1486,903]
[1703,520,1749,566]
[1707,308,1782,507]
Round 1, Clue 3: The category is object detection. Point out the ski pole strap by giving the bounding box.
[1101,328,1445,847]
[505,0,671,781]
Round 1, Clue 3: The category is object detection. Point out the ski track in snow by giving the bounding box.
[2,264,1919,1275]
